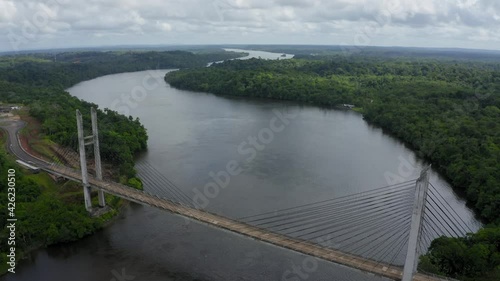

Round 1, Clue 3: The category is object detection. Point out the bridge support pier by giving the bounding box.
[76,108,106,212]
[91,108,106,207]
[76,110,93,212]
[402,166,431,281]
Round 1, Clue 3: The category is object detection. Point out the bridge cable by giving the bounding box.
[419,224,435,258]
[276,200,414,240]
[277,196,415,237]
[137,161,193,203]
[282,198,404,245]
[426,194,469,236]
[428,183,474,233]
[423,211,454,238]
[308,204,415,246]
[135,163,192,205]
[420,223,434,249]
[372,217,411,264]
[422,215,446,239]
[279,206,409,249]
[424,205,458,238]
[137,171,178,201]
[425,201,463,238]
[352,218,411,261]
[324,211,411,256]
[135,165,189,205]
[332,220,409,271]
[335,216,409,255]
[127,165,178,200]
[344,213,412,255]
[423,199,458,237]
[255,189,415,230]
[239,182,416,253]
[373,220,411,265]
[241,180,416,222]
[250,184,415,226]
[389,230,411,266]
[134,162,208,222]
[239,179,418,220]
[275,214,410,266]
[244,181,416,224]
[240,200,413,260]
[136,162,194,206]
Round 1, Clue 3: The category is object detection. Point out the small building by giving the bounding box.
[0,105,21,113]
[342,104,355,109]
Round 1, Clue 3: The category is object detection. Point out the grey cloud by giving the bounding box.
[1,0,500,52]
[273,0,317,8]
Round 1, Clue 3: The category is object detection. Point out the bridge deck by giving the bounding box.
[47,165,443,281]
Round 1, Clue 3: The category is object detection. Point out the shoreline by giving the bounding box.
[0,114,141,276]
[164,75,486,225]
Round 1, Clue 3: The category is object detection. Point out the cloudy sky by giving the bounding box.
[0,0,499,52]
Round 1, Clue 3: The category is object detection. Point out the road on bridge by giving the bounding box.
[0,119,49,167]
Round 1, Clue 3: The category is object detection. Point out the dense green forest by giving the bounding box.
[232,45,500,62]
[0,80,148,178]
[0,49,247,274]
[0,50,246,89]
[165,56,500,279]
[419,226,500,280]
[0,50,245,177]
[0,149,113,274]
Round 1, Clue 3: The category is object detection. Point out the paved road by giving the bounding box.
[0,119,49,168]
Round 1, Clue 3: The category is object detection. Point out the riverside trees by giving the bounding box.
[165,55,500,280]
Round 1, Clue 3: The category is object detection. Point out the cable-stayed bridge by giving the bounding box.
[1,110,474,281]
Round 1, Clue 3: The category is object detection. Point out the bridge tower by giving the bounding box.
[76,108,106,212]
[402,166,430,281]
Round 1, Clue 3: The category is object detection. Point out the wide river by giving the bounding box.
[5,50,481,281]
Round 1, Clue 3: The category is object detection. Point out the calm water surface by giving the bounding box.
[4,50,481,281]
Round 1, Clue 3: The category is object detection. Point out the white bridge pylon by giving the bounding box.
[402,165,430,281]
[76,108,106,212]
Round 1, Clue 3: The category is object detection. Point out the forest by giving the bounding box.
[0,49,247,274]
[165,55,500,280]
[0,149,111,274]
[0,49,245,177]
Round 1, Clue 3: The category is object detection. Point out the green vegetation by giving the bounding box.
[0,49,247,274]
[0,147,117,275]
[0,50,246,88]
[0,56,51,68]
[419,227,500,280]
[0,80,147,180]
[0,49,246,179]
[165,55,500,280]
[237,45,500,62]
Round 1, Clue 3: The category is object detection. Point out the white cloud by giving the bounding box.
[156,21,172,32]
[0,1,17,22]
[0,0,500,52]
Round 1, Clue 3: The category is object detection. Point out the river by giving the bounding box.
[4,50,481,281]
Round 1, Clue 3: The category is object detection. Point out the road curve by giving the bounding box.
[0,119,50,168]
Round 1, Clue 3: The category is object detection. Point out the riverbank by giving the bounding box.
[0,128,125,275]
[0,49,253,277]
[164,57,500,280]
[0,99,144,277]
[164,58,500,224]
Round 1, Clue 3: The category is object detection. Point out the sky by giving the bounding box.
[0,0,499,52]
